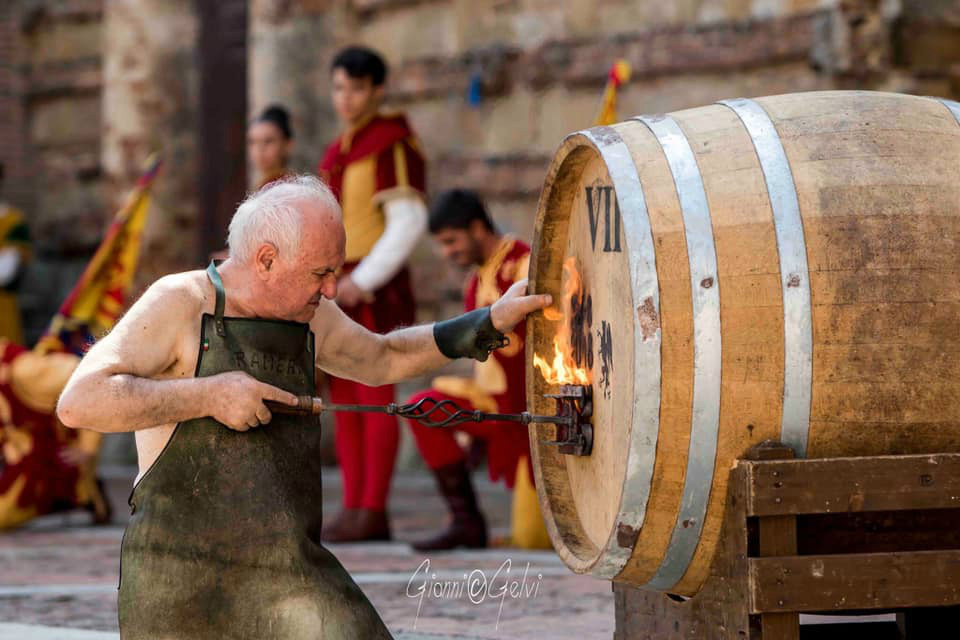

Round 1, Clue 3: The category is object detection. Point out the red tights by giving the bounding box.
[328,376,399,511]
[406,389,489,470]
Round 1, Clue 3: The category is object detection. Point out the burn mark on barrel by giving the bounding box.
[598,321,613,400]
[616,522,641,550]
[786,273,801,288]
[700,277,714,289]
[637,297,660,342]
[570,286,593,372]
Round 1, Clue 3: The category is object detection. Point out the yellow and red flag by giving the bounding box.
[595,59,632,126]
[35,156,161,356]
[0,156,159,530]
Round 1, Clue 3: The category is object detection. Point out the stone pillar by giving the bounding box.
[248,0,346,180]
[101,0,200,286]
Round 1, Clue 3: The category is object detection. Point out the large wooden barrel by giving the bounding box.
[526,91,960,595]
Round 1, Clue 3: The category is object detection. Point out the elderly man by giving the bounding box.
[56,175,550,639]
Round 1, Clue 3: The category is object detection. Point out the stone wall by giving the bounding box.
[0,4,29,210]
[3,0,106,345]
[5,0,218,344]
[249,0,343,177]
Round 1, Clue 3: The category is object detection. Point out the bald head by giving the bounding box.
[228,174,341,264]
[225,174,346,322]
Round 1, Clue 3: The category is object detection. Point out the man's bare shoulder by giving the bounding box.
[81,270,211,374]
[137,270,212,317]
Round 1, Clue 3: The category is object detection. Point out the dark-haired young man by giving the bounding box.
[318,45,428,542]
[406,189,541,551]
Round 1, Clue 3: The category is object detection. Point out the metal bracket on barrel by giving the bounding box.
[543,385,593,457]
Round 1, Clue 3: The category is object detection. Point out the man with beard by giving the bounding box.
[406,189,548,551]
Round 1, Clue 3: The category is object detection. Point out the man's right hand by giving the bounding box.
[206,371,299,432]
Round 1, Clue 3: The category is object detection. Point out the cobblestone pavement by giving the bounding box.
[0,466,615,639]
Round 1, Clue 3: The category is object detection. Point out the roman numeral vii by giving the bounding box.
[585,185,622,253]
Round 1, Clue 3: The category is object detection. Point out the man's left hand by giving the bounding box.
[336,275,372,308]
[490,279,553,334]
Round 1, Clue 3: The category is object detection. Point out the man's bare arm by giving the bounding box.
[57,274,297,433]
[312,301,441,386]
[314,279,551,386]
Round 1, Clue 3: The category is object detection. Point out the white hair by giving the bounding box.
[227,174,340,263]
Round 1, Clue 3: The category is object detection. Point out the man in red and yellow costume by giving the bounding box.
[0,342,109,528]
[0,164,32,345]
[318,46,428,542]
[408,189,549,550]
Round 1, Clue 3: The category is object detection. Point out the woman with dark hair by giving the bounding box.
[247,105,294,189]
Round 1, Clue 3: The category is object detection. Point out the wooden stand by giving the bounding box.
[614,444,960,639]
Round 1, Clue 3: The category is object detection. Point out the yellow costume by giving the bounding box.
[0,204,31,344]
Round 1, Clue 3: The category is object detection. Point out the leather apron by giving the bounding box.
[118,263,392,639]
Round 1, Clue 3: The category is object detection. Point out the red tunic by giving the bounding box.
[317,112,426,332]
[319,114,427,512]
[318,113,426,209]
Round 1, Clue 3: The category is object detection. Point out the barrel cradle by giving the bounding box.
[526,91,960,596]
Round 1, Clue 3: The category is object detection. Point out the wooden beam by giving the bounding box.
[751,444,800,639]
[351,0,438,13]
[750,550,960,613]
[25,58,102,98]
[430,152,550,199]
[390,46,518,101]
[19,0,103,29]
[523,11,822,88]
[613,462,754,638]
[745,453,960,517]
[389,10,828,101]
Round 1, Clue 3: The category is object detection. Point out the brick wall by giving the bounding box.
[1,0,106,345]
[0,3,29,210]
[246,0,942,317]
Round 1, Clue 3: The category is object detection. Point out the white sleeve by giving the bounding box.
[349,195,427,293]
[0,247,21,287]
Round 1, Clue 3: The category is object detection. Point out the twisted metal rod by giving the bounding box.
[266,395,574,427]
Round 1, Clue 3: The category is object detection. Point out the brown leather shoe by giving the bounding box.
[412,461,488,552]
[323,508,391,543]
[321,508,360,542]
[354,509,391,542]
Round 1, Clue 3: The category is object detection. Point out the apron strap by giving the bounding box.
[205,261,227,337]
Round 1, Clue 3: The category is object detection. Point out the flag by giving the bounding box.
[594,59,631,126]
[0,156,159,530]
[35,156,161,356]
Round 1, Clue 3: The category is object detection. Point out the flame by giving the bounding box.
[533,257,592,386]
